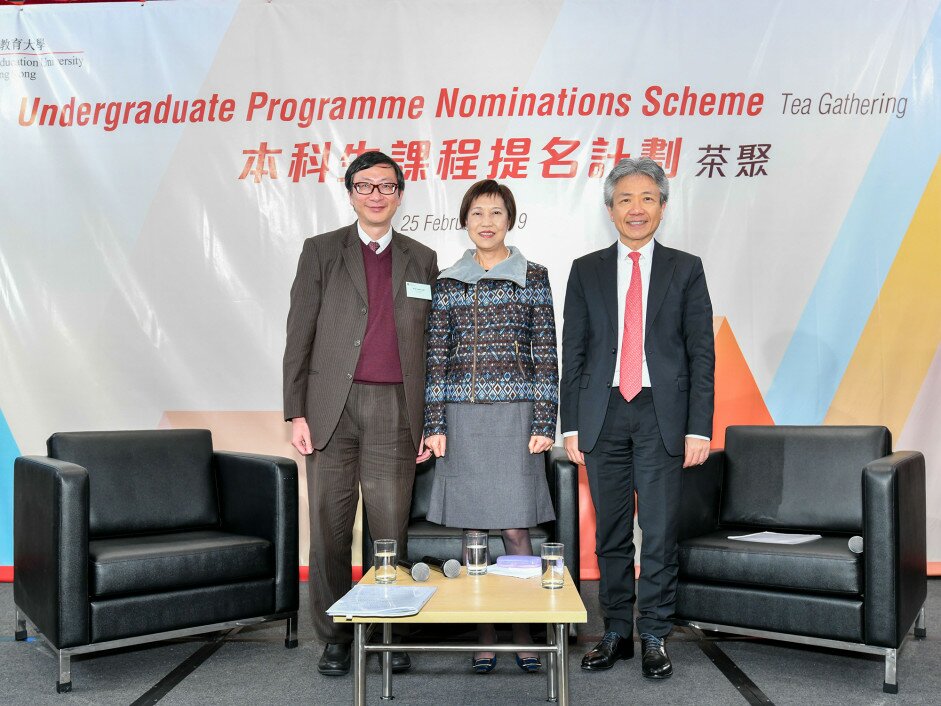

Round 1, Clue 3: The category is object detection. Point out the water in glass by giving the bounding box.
[374,551,396,584]
[541,553,564,589]
[465,544,488,575]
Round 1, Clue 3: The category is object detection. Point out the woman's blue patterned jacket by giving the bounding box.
[423,247,559,438]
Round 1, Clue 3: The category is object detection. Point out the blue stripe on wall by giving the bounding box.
[0,409,20,566]
[765,6,941,424]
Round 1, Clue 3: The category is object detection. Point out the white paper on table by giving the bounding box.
[485,565,542,579]
[326,584,437,617]
[727,531,822,545]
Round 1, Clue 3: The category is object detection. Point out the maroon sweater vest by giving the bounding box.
[353,240,403,383]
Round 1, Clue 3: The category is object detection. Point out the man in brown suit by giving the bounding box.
[283,151,438,675]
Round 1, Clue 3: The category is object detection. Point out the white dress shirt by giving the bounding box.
[357,223,393,253]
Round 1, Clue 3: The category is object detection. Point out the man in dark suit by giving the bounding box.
[561,157,715,679]
[283,151,438,675]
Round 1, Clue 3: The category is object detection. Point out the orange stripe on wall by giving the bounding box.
[1,563,936,583]
[299,566,363,582]
[0,567,362,583]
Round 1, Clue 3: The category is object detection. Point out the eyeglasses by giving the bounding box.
[352,182,399,195]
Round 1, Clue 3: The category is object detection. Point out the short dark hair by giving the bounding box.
[458,179,517,230]
[344,151,406,193]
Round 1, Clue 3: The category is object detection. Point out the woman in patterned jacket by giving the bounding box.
[424,179,559,674]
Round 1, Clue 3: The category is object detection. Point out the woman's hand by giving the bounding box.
[528,435,554,454]
[415,435,432,463]
[426,434,447,458]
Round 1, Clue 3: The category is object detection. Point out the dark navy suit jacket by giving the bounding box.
[560,240,715,457]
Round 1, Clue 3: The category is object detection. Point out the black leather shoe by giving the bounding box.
[640,633,673,679]
[389,651,411,673]
[318,643,351,676]
[581,631,634,671]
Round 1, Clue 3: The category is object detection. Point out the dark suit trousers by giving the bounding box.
[306,383,416,644]
[585,388,682,638]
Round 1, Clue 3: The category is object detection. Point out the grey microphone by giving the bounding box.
[397,560,430,582]
[848,535,864,554]
[422,555,462,578]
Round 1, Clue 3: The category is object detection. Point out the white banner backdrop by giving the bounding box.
[1,0,939,571]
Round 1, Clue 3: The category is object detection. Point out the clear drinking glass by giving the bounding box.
[541,543,564,589]
[374,539,397,584]
[463,530,489,575]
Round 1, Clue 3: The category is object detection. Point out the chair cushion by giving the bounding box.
[679,530,862,595]
[48,429,220,537]
[90,578,275,643]
[89,530,273,598]
[720,425,891,532]
[676,581,864,643]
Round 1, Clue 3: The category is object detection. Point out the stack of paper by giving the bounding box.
[486,565,542,579]
[326,584,437,618]
[728,531,822,545]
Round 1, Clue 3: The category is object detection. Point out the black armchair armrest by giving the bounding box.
[678,449,724,542]
[13,456,89,648]
[863,450,927,647]
[214,452,299,615]
[546,447,580,591]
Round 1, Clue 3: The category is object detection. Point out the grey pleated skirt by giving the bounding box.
[425,401,556,529]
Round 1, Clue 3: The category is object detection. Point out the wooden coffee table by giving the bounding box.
[335,565,587,704]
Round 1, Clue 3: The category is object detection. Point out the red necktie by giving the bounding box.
[368,241,380,254]
[619,251,643,401]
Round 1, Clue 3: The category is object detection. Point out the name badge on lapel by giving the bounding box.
[406,282,432,300]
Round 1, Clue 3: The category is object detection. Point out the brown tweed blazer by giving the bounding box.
[283,223,439,450]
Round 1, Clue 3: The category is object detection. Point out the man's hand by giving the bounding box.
[291,417,313,456]
[528,435,554,454]
[416,435,432,463]
[425,434,447,458]
[683,436,710,468]
[563,434,585,465]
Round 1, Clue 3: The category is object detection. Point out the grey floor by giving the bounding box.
[1,580,938,705]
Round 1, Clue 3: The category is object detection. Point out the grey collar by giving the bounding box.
[438,246,528,287]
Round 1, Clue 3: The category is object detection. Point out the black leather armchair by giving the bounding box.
[13,429,299,693]
[675,425,926,693]
[363,447,580,592]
